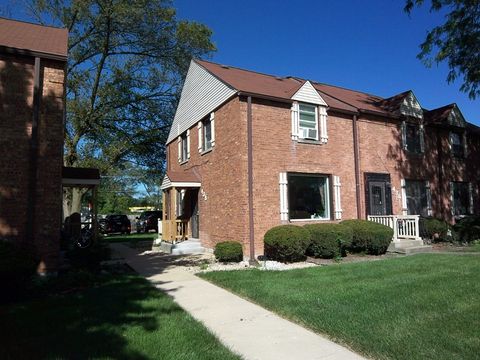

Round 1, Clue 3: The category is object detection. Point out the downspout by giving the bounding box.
[353,114,362,219]
[26,57,41,244]
[247,96,255,263]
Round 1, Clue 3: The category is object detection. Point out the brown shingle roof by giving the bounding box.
[166,170,200,183]
[194,60,477,127]
[0,17,68,58]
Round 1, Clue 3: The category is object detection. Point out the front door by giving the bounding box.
[365,173,392,216]
[190,190,199,238]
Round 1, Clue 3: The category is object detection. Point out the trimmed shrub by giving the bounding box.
[214,241,243,263]
[420,217,449,241]
[454,216,480,243]
[0,241,38,301]
[263,225,310,263]
[304,223,353,258]
[67,240,111,271]
[340,220,393,255]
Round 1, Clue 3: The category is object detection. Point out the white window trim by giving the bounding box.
[198,122,203,153]
[426,180,432,216]
[298,103,319,141]
[333,175,342,220]
[210,112,215,147]
[469,182,474,215]
[401,179,408,215]
[279,172,288,221]
[291,101,328,143]
[186,129,190,159]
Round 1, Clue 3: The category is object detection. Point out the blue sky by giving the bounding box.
[2,0,478,125]
[175,0,479,126]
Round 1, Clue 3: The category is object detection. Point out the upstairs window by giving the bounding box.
[198,112,215,154]
[402,122,424,154]
[450,131,465,158]
[298,104,318,140]
[178,131,189,163]
[203,117,212,151]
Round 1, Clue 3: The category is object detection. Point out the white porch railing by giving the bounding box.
[367,215,421,242]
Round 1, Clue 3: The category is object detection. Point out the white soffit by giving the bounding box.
[291,81,327,106]
[166,60,237,144]
[400,91,423,118]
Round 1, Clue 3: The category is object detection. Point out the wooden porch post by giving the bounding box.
[92,185,98,242]
[172,187,177,244]
[161,190,166,241]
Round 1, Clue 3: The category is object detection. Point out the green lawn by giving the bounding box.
[2,274,240,360]
[200,254,480,360]
[104,232,157,244]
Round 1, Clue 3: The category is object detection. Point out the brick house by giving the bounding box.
[161,59,480,259]
[0,18,68,273]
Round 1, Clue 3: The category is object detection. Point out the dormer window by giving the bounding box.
[402,121,424,154]
[298,104,318,140]
[450,131,465,158]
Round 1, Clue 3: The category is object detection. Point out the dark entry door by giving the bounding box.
[365,173,392,216]
[190,190,199,238]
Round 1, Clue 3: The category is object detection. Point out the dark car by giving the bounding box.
[136,211,162,233]
[100,214,131,235]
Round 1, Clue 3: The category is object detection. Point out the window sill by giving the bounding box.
[290,218,330,222]
[404,150,424,157]
[297,138,322,145]
[200,147,213,156]
[179,159,189,165]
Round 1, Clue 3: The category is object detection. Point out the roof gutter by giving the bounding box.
[26,56,42,245]
[247,96,256,263]
[237,91,292,104]
[0,45,67,62]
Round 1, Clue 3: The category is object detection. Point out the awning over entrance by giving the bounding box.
[161,170,201,190]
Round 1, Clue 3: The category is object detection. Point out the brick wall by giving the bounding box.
[167,96,250,251]
[0,53,65,273]
[165,93,480,258]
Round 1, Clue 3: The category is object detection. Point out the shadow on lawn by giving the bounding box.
[2,275,179,359]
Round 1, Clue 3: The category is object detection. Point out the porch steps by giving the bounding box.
[388,239,432,255]
[159,238,205,255]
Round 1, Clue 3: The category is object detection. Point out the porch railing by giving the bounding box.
[161,219,188,243]
[367,215,421,242]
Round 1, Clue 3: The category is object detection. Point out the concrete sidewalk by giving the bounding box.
[111,243,365,360]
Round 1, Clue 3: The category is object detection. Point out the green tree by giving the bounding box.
[26,0,215,214]
[405,0,480,99]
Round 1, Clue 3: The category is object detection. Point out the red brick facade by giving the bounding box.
[0,53,65,273]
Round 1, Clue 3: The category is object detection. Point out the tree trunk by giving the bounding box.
[63,187,89,218]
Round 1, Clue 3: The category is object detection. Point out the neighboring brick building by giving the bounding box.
[0,18,68,273]
[161,59,480,259]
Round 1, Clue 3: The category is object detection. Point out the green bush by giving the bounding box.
[454,216,480,243]
[263,225,310,263]
[214,241,243,263]
[420,217,449,241]
[340,220,393,255]
[304,223,353,258]
[0,240,38,301]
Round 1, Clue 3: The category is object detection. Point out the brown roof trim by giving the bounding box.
[0,45,67,62]
[358,108,401,120]
[237,91,293,104]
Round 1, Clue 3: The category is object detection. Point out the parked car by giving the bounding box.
[100,214,131,235]
[136,210,162,233]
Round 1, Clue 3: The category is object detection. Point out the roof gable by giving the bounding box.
[448,105,466,128]
[166,60,236,144]
[399,91,423,118]
[291,81,327,106]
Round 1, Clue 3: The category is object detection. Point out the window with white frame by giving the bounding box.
[198,112,215,153]
[451,182,472,216]
[178,131,190,163]
[203,117,212,151]
[298,104,318,140]
[287,174,330,220]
